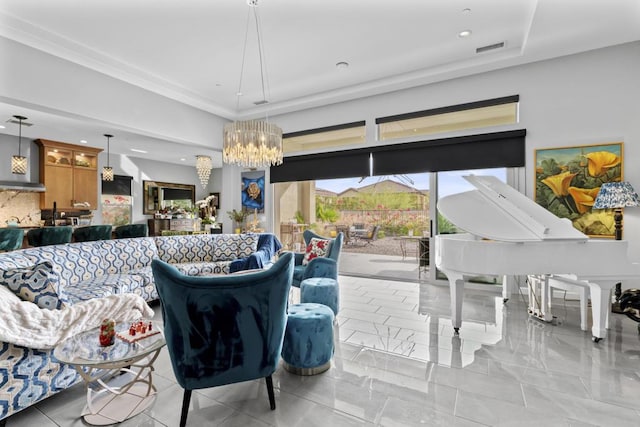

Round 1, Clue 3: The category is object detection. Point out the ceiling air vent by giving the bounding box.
[476,42,505,54]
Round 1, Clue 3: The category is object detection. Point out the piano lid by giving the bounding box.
[437,175,588,242]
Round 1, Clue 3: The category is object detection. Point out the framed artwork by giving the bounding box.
[241,171,265,213]
[534,142,623,238]
[101,195,133,226]
[209,192,220,209]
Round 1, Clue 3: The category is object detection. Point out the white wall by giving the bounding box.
[269,42,640,267]
[1,36,226,147]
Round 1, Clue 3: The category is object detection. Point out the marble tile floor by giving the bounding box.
[6,275,640,426]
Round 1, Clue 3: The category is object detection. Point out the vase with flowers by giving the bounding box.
[227,209,248,233]
[196,194,217,229]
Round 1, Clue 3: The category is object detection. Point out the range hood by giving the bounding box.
[0,180,46,192]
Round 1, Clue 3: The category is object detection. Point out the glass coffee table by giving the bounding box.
[53,320,166,425]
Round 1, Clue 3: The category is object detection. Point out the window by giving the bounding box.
[283,121,365,154]
[377,95,518,141]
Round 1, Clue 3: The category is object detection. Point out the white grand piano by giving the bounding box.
[435,175,640,342]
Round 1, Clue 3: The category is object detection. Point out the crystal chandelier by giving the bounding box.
[11,115,28,175]
[102,134,114,181]
[195,155,212,189]
[223,0,283,168]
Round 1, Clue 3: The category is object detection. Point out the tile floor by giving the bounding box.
[6,275,640,426]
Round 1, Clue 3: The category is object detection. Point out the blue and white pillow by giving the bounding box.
[0,261,71,310]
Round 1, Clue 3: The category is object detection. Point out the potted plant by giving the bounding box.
[201,216,214,232]
[227,209,248,233]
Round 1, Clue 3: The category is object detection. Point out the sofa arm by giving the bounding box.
[301,257,338,281]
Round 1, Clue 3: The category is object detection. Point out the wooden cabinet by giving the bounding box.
[36,139,103,210]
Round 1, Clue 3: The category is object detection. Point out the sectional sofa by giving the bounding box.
[0,232,280,422]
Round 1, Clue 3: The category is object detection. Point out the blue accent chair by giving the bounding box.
[73,224,112,242]
[114,223,148,238]
[26,226,73,247]
[0,228,24,252]
[292,230,343,288]
[151,251,294,427]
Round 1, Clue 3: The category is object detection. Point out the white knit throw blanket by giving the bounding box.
[0,286,155,350]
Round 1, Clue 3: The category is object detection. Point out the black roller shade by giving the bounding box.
[101,175,133,195]
[271,129,525,183]
[270,149,370,183]
[372,129,526,175]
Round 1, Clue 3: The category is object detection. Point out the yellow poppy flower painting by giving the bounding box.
[535,142,622,238]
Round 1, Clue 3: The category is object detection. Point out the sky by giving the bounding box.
[316,168,506,198]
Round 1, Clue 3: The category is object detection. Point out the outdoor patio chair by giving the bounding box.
[358,225,380,246]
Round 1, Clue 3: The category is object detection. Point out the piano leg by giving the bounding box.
[447,272,465,334]
[588,281,616,342]
[502,275,510,303]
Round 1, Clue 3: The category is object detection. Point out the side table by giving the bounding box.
[53,320,166,425]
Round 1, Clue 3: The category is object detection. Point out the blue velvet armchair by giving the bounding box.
[292,230,343,288]
[151,251,294,427]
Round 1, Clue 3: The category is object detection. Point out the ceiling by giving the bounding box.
[1,0,639,167]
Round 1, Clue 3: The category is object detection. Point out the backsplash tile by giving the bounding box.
[0,191,42,227]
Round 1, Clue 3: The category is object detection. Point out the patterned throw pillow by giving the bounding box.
[302,238,331,266]
[0,261,70,310]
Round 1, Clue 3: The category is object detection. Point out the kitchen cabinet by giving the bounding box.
[36,139,103,210]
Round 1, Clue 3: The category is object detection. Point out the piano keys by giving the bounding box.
[435,175,640,342]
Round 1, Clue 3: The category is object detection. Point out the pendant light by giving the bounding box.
[102,134,114,181]
[222,0,283,168]
[195,155,212,189]
[11,115,28,175]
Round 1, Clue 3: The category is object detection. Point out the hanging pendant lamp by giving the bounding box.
[102,134,114,181]
[11,115,28,175]
[195,155,212,189]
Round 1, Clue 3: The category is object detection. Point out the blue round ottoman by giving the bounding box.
[281,303,334,375]
[300,277,339,315]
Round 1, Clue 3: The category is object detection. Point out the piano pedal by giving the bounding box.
[528,310,557,326]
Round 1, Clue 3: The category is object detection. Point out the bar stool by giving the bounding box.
[26,226,73,247]
[73,225,112,242]
[114,224,149,238]
[0,228,24,252]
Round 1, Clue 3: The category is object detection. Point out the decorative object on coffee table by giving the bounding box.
[99,319,115,346]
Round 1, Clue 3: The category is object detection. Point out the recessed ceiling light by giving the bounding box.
[462,8,471,14]
[336,61,349,69]
[458,30,472,38]
[130,148,148,153]
[180,158,186,161]
[80,139,87,144]
[0,125,5,129]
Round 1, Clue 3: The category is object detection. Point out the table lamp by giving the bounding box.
[593,181,640,313]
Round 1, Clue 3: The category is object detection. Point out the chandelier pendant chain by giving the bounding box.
[222,0,283,168]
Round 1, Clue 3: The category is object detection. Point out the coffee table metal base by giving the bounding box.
[75,350,161,425]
